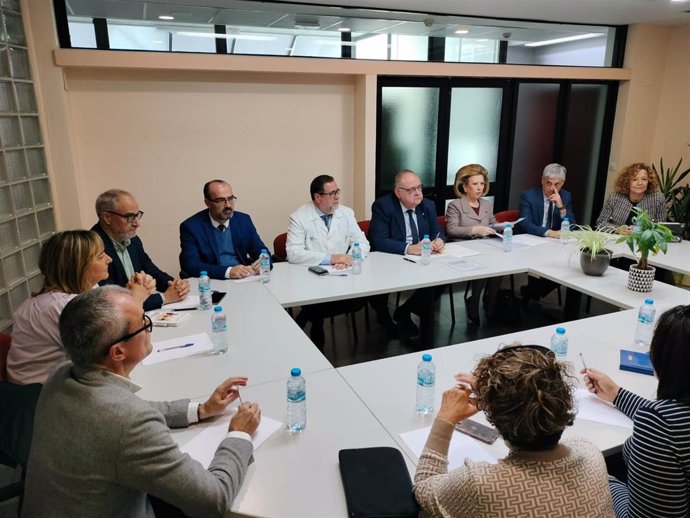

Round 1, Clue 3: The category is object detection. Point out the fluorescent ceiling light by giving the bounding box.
[454,29,469,34]
[158,15,175,20]
[525,33,602,47]
[338,27,351,32]
[175,31,275,41]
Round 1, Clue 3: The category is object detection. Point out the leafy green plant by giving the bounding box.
[617,208,674,270]
[653,149,690,231]
[571,225,615,261]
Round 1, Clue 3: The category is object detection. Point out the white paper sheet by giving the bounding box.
[438,256,486,273]
[400,426,498,469]
[180,413,283,469]
[439,242,483,258]
[325,265,352,276]
[574,389,633,429]
[490,217,525,231]
[481,234,549,249]
[163,295,199,310]
[232,274,261,284]
[143,332,214,366]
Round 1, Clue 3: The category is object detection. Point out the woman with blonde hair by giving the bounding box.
[596,162,665,234]
[414,345,613,517]
[7,230,150,385]
[445,164,501,325]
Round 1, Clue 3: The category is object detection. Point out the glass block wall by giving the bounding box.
[0,0,55,331]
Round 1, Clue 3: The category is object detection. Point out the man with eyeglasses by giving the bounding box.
[369,170,446,338]
[180,180,270,280]
[93,189,190,311]
[23,286,261,517]
[286,174,375,344]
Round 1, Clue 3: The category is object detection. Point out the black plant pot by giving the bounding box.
[579,250,611,276]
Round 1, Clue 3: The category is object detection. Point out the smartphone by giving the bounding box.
[308,266,328,275]
[455,419,500,444]
[211,291,226,304]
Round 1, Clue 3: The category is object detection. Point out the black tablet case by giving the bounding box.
[338,447,419,518]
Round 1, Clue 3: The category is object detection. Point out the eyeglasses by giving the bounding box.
[105,210,144,223]
[318,189,341,198]
[207,196,237,205]
[396,184,423,194]
[106,315,153,350]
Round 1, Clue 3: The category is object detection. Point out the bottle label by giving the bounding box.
[287,389,305,402]
[417,374,435,388]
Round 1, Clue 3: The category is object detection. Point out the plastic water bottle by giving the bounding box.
[560,217,570,244]
[634,298,656,350]
[351,242,362,275]
[632,218,641,235]
[550,327,568,357]
[287,368,306,432]
[415,354,435,414]
[502,223,513,252]
[198,271,212,311]
[259,249,271,284]
[211,305,228,354]
[421,235,431,265]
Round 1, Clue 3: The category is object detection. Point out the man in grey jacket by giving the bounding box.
[22,286,261,518]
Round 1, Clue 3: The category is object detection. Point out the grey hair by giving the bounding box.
[393,170,417,188]
[542,163,566,180]
[95,189,131,217]
[59,286,131,369]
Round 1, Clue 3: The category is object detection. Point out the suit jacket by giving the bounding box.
[369,193,445,255]
[91,223,171,311]
[22,363,253,518]
[445,197,497,239]
[596,191,665,228]
[179,209,269,279]
[286,203,370,265]
[519,186,576,237]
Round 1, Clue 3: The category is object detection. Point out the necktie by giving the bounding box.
[406,209,419,244]
[218,223,226,232]
[546,202,554,230]
[321,214,332,231]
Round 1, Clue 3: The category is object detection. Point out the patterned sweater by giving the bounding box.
[414,419,613,518]
[610,389,690,518]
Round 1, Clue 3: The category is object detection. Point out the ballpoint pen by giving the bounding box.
[403,257,416,263]
[579,352,588,371]
[156,343,193,353]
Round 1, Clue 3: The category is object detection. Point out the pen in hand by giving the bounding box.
[156,343,193,353]
[579,352,588,371]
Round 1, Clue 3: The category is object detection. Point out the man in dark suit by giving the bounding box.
[92,189,190,311]
[179,180,270,280]
[519,163,577,301]
[369,170,446,337]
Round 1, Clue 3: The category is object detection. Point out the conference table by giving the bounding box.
[131,236,690,517]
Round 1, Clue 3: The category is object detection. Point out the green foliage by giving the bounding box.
[616,208,674,270]
[653,151,690,232]
[571,225,615,261]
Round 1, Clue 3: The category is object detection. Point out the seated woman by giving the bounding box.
[596,162,665,234]
[445,164,501,325]
[7,230,150,385]
[414,345,613,517]
[583,305,690,518]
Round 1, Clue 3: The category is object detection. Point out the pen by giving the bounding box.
[579,353,588,371]
[434,232,440,241]
[236,389,243,405]
[173,307,197,312]
[157,343,193,353]
[403,257,416,263]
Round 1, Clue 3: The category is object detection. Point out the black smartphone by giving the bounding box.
[308,266,328,275]
[212,291,226,304]
[455,419,499,444]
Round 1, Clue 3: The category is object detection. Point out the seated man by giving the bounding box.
[22,286,261,518]
[180,180,270,280]
[92,189,190,311]
[286,174,374,345]
[369,170,445,338]
[519,163,576,302]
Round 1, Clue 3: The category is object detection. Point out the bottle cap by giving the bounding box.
[423,234,429,239]
[563,218,569,222]
[556,327,566,334]
[354,242,359,246]
[291,368,301,376]
[422,354,432,362]
[644,298,653,305]
[214,306,222,312]
[505,223,512,228]
[200,271,207,276]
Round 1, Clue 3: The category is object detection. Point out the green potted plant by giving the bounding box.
[617,208,674,292]
[570,225,615,276]
[654,149,690,239]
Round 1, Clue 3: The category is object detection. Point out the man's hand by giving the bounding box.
[431,238,445,253]
[546,187,563,208]
[472,226,496,237]
[229,264,254,279]
[546,229,561,239]
[199,376,248,420]
[581,368,620,403]
[406,243,422,255]
[230,402,261,435]
[129,271,156,293]
[162,278,190,304]
[436,386,478,425]
[331,254,352,268]
[249,259,260,275]
[128,283,151,307]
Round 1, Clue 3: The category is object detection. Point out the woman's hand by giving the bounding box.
[581,368,621,403]
[472,226,497,237]
[437,386,478,425]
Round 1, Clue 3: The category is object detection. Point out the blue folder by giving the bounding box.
[619,349,654,376]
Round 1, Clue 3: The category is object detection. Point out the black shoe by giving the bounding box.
[310,323,325,347]
[393,307,419,338]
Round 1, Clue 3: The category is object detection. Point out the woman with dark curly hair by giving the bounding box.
[583,305,690,518]
[414,345,613,517]
[596,163,665,234]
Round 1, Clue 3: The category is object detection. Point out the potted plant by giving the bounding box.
[617,208,674,292]
[654,149,690,239]
[570,225,615,276]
